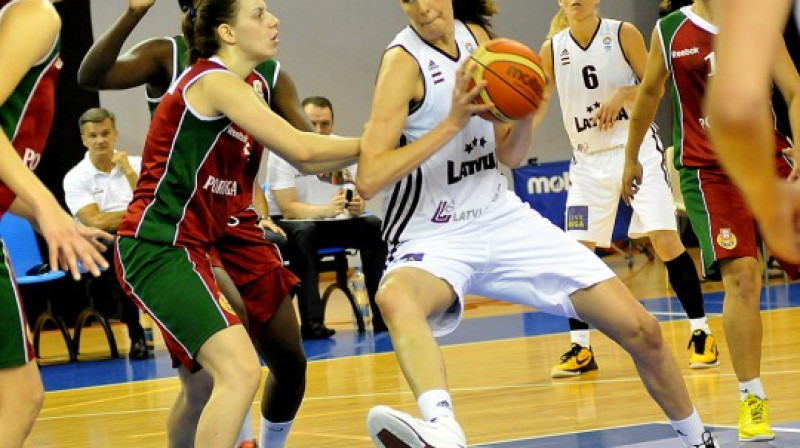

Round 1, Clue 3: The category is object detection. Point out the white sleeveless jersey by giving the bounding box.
[380,21,506,245]
[551,19,638,154]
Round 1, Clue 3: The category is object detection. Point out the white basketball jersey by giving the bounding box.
[380,21,506,244]
[551,19,638,154]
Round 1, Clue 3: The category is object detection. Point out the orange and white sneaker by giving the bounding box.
[551,343,598,378]
[367,405,466,448]
[687,330,720,369]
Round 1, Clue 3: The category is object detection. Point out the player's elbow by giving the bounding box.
[707,92,764,134]
[356,179,377,201]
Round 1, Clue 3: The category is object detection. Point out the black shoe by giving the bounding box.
[128,337,149,360]
[301,322,335,340]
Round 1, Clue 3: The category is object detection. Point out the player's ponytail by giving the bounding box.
[547,10,569,39]
[453,0,498,38]
[181,0,239,64]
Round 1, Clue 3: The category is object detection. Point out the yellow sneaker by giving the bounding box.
[687,330,720,369]
[551,343,598,378]
[738,394,775,441]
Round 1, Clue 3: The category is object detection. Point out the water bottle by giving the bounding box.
[349,267,372,329]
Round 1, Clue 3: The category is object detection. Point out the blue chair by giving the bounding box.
[0,213,75,362]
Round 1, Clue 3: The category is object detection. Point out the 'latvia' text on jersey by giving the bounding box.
[119,58,260,248]
[0,20,60,216]
[551,19,638,154]
[380,21,505,244]
[658,7,788,169]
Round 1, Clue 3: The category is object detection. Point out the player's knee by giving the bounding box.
[622,313,663,354]
[374,281,414,322]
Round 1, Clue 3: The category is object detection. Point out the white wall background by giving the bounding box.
[90,0,667,209]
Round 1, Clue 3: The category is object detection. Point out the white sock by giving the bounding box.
[235,411,254,446]
[418,389,455,421]
[259,417,293,448]
[739,378,767,400]
[669,408,707,447]
[570,330,591,348]
[689,317,710,334]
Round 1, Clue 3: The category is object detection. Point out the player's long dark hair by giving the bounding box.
[181,0,239,64]
[454,0,498,38]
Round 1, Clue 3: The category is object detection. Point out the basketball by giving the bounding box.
[469,38,546,122]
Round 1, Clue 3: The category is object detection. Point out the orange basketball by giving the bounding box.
[469,38,546,123]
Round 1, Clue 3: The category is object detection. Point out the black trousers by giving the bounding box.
[275,215,387,328]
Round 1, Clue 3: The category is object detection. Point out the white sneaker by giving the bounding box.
[367,405,467,448]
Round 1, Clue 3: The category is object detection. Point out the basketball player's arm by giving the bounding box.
[74,205,124,233]
[271,70,357,173]
[706,0,790,198]
[528,40,556,143]
[595,22,648,132]
[621,26,670,204]
[194,73,359,172]
[357,48,490,199]
[771,41,800,181]
[77,0,173,92]
[0,2,111,279]
[705,0,800,263]
[272,187,344,219]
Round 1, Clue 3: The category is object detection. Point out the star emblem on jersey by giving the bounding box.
[586,101,602,114]
[464,136,486,154]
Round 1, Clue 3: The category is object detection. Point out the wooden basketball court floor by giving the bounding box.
[25,249,800,447]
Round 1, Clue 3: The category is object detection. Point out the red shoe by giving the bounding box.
[238,440,257,448]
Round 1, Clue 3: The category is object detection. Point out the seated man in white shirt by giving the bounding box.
[266,96,387,339]
[63,107,148,360]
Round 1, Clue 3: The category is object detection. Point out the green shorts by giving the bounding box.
[0,240,34,368]
[115,237,240,372]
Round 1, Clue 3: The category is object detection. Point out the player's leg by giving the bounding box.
[0,252,44,447]
[681,167,773,441]
[253,293,306,448]
[367,260,469,448]
[633,146,716,368]
[167,365,213,448]
[0,362,43,448]
[553,157,617,377]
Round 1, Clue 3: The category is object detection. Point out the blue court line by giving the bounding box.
[40,282,800,392]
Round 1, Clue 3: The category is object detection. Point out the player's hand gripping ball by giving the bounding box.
[469,38,546,122]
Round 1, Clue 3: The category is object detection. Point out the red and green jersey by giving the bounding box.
[0,28,60,215]
[119,58,262,247]
[658,7,789,169]
[146,35,279,212]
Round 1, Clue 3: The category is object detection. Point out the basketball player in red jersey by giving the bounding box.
[0,0,112,446]
[113,0,358,446]
[706,0,800,264]
[622,0,800,441]
[78,1,329,446]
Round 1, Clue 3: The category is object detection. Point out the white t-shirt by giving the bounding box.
[63,151,142,215]
[265,151,357,216]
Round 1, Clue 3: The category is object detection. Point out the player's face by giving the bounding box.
[81,119,118,161]
[303,104,334,135]
[400,0,454,44]
[558,0,599,22]
[228,0,280,61]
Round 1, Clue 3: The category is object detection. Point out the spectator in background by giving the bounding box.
[266,96,387,339]
[63,107,148,360]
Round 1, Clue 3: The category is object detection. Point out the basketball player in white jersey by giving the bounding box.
[531,1,717,378]
[707,0,800,264]
[359,1,718,447]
